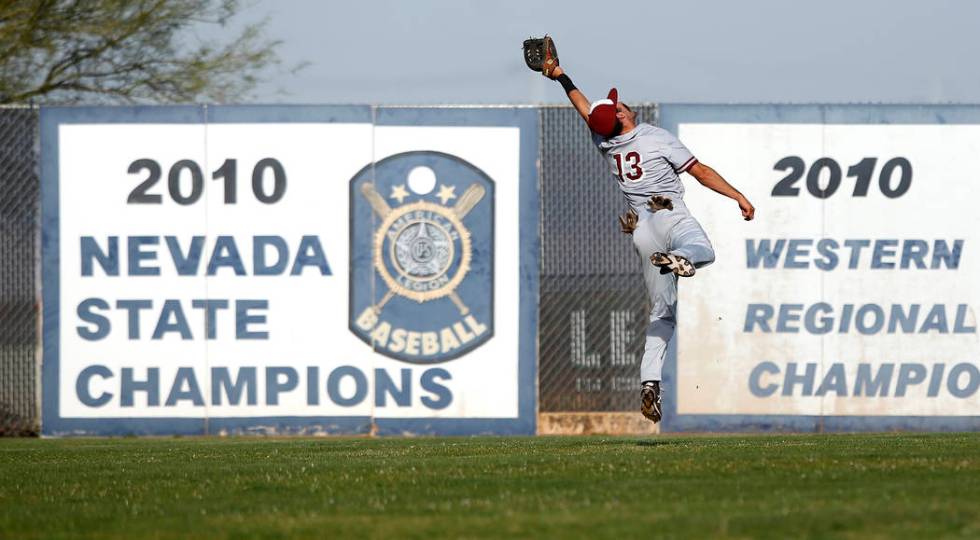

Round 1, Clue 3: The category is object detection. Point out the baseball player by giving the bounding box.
[547,65,755,423]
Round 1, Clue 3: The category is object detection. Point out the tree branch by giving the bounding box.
[0,0,289,104]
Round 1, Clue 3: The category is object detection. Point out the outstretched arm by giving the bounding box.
[687,162,756,221]
[547,66,590,123]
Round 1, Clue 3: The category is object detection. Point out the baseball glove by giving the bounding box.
[523,36,559,77]
[648,195,674,213]
[618,208,639,235]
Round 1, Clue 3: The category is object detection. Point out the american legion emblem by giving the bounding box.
[349,151,494,363]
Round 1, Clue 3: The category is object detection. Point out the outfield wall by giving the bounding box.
[2,104,979,436]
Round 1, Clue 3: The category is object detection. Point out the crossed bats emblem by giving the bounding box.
[359,181,486,317]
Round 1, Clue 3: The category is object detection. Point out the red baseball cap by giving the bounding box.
[588,88,619,137]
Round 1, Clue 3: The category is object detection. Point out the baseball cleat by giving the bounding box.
[640,381,662,423]
[650,252,695,277]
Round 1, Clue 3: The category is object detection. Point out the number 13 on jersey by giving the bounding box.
[613,152,643,181]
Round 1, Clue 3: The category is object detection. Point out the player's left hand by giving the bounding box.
[738,197,755,221]
[618,208,639,234]
[523,36,560,78]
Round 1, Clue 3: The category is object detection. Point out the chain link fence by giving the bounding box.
[538,105,657,412]
[0,106,39,436]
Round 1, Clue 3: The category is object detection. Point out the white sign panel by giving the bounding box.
[677,122,980,420]
[42,107,537,435]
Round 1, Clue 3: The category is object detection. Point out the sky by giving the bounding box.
[228,0,980,105]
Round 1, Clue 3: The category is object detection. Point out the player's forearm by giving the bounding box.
[551,67,590,121]
[690,162,756,220]
[566,89,590,121]
[692,163,747,202]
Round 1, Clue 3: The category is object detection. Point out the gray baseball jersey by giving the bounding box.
[592,123,698,210]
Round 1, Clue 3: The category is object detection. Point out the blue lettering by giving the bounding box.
[954,304,976,333]
[191,299,229,339]
[165,367,204,406]
[116,299,152,339]
[785,239,812,269]
[254,236,289,275]
[744,304,773,332]
[212,367,257,406]
[844,240,870,269]
[121,367,159,406]
[839,304,854,333]
[290,235,332,276]
[855,304,884,335]
[745,239,785,269]
[804,303,833,334]
[932,240,963,269]
[165,236,204,275]
[76,298,110,340]
[152,299,192,339]
[895,363,927,397]
[307,366,320,405]
[128,236,160,276]
[327,366,368,406]
[236,300,269,339]
[375,369,412,407]
[854,363,893,397]
[927,363,945,397]
[815,363,847,396]
[207,236,246,276]
[900,239,928,269]
[76,365,113,407]
[265,367,298,405]
[744,238,961,270]
[776,304,803,333]
[814,239,839,271]
[781,363,815,396]
[420,368,453,409]
[871,239,898,269]
[947,363,980,398]
[80,236,118,276]
[919,304,949,333]
[748,362,780,397]
[887,304,919,334]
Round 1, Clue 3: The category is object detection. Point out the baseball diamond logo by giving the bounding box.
[349,151,495,364]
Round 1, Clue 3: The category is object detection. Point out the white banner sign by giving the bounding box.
[42,107,537,435]
[677,122,980,418]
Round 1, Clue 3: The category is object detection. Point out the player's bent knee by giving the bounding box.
[696,248,716,268]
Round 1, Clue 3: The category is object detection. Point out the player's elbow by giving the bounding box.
[696,245,716,268]
[690,163,721,186]
[687,162,710,181]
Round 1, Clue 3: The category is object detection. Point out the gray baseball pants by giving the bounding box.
[630,198,715,382]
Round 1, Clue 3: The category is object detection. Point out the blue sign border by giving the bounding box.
[657,103,980,432]
[40,105,538,436]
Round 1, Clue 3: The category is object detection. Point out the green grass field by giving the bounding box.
[1,433,979,539]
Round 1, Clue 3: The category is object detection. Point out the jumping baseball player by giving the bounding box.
[527,40,755,423]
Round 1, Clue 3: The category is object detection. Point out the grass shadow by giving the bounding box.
[634,439,679,447]
[582,437,680,448]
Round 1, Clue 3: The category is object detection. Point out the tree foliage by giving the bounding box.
[0,0,283,104]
